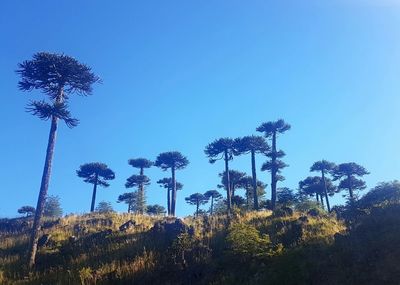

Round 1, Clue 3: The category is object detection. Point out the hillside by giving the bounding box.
[1,204,399,285]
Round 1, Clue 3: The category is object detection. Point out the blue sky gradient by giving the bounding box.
[1,0,399,217]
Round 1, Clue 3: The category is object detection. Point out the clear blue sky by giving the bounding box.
[1,0,399,217]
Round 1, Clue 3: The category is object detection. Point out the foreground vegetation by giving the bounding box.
[1,182,400,285]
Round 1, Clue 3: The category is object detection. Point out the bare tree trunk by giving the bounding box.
[224,150,232,213]
[90,174,98,212]
[196,201,199,217]
[316,193,320,203]
[171,167,177,216]
[271,132,277,210]
[210,196,214,215]
[139,167,145,214]
[167,187,171,216]
[321,170,331,212]
[251,150,259,210]
[28,89,63,268]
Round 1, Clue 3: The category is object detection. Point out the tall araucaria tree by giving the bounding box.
[156,178,183,216]
[127,158,153,214]
[234,136,269,210]
[299,176,336,208]
[204,190,222,215]
[155,151,189,216]
[257,119,291,210]
[204,138,236,213]
[125,175,150,214]
[17,52,100,268]
[310,160,336,212]
[117,192,137,213]
[332,162,369,205]
[77,162,115,212]
[185,193,208,217]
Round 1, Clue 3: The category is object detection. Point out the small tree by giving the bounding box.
[205,138,236,213]
[127,158,153,214]
[310,160,336,212]
[332,162,369,205]
[17,52,100,267]
[204,190,223,215]
[155,151,189,216]
[18,206,35,217]
[77,162,115,212]
[277,187,297,207]
[43,195,63,218]
[157,178,183,215]
[185,193,208,217]
[234,136,269,210]
[117,192,137,213]
[218,170,247,197]
[96,201,114,213]
[125,175,150,214]
[146,204,166,216]
[257,119,291,210]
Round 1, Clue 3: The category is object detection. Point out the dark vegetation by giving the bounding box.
[5,51,399,284]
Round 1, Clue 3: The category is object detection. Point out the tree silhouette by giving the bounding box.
[127,158,153,214]
[299,176,336,208]
[17,52,100,267]
[257,119,291,210]
[204,190,223,215]
[18,206,35,217]
[155,151,189,216]
[205,138,236,213]
[125,175,150,214]
[157,178,183,215]
[235,136,269,210]
[43,195,63,218]
[332,162,369,205]
[185,193,208,217]
[218,170,247,197]
[310,160,336,212]
[77,162,115,212]
[277,187,297,207]
[147,204,166,216]
[117,192,137,213]
[96,201,114,213]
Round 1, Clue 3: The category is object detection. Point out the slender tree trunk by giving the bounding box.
[139,167,145,214]
[171,167,177,216]
[128,203,131,213]
[90,174,99,212]
[28,89,64,268]
[251,150,259,210]
[210,197,214,215]
[320,193,325,208]
[321,170,331,212]
[224,150,232,213]
[316,193,320,203]
[167,187,171,216]
[196,201,199,217]
[271,132,277,210]
[348,174,355,205]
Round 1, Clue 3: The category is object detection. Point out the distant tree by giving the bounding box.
[17,52,100,267]
[125,175,150,214]
[77,162,115,212]
[231,195,246,208]
[204,190,223,215]
[299,176,336,208]
[239,176,267,209]
[277,187,297,207]
[205,138,236,213]
[117,192,137,213]
[332,162,369,205]
[155,151,189,216]
[185,193,208,217]
[146,204,167,216]
[234,136,269,210]
[18,206,35,217]
[257,119,291,210]
[127,158,153,214]
[310,160,336,212]
[43,195,63,218]
[218,170,247,197]
[157,178,183,215]
[96,201,114,213]
[358,181,400,210]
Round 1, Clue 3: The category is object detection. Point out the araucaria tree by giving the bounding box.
[77,162,115,212]
[185,193,208,217]
[155,151,189,216]
[17,52,100,267]
[310,160,336,212]
[299,176,336,208]
[157,178,183,216]
[204,190,222,215]
[117,192,137,213]
[127,158,153,214]
[332,162,369,205]
[235,136,269,210]
[125,175,150,214]
[257,119,291,210]
[18,206,35,217]
[204,138,236,213]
